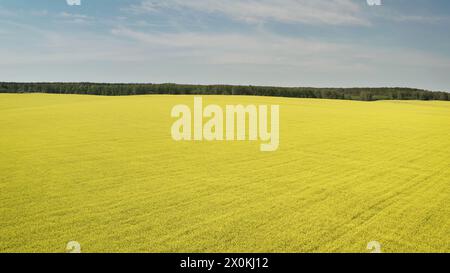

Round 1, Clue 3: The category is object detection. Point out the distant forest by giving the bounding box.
[1,82,449,101]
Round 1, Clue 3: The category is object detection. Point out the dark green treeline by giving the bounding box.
[1,82,448,101]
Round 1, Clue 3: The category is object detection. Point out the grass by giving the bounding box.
[0,93,449,253]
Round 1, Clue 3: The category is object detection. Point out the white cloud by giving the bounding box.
[110,27,345,66]
[109,27,450,70]
[2,25,450,90]
[58,12,93,24]
[129,0,370,26]
[387,14,449,24]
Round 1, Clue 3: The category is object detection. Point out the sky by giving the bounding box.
[0,0,449,91]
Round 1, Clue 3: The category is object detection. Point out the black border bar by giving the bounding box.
[1,253,447,272]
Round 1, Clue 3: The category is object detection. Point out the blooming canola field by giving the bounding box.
[0,93,449,253]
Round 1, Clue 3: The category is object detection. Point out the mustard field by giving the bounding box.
[0,93,449,253]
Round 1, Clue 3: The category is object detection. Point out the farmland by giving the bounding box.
[0,93,449,252]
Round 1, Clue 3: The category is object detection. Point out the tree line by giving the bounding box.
[0,82,448,101]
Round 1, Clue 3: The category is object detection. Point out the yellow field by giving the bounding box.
[0,93,449,253]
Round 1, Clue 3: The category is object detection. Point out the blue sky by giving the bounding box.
[0,0,449,91]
